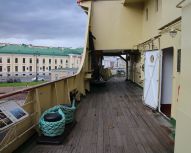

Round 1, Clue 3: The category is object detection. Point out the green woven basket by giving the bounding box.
[39,105,65,137]
[39,100,76,137]
[61,100,76,124]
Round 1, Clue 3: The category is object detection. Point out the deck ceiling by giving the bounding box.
[123,0,147,5]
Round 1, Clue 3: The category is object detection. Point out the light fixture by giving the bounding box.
[169,28,177,38]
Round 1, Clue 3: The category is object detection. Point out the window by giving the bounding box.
[15,74,18,76]
[7,58,10,63]
[55,59,57,64]
[37,58,39,64]
[146,8,148,21]
[177,49,181,72]
[15,66,18,72]
[23,58,25,63]
[23,74,26,76]
[7,66,10,72]
[155,0,159,12]
[0,66,2,72]
[23,66,25,72]
[29,66,32,72]
[60,59,63,64]
[43,58,45,64]
[0,58,2,63]
[43,66,45,71]
[66,60,69,68]
[49,66,51,70]
[49,59,51,64]
[55,66,57,69]
[30,58,32,63]
[15,58,18,63]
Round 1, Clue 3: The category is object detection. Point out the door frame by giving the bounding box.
[143,50,162,110]
[158,47,174,118]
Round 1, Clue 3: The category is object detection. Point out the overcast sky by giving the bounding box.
[0,0,87,48]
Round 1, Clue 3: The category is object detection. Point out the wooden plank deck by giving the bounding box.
[29,77,174,153]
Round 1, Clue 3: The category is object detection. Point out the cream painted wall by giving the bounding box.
[160,0,181,28]
[91,0,181,50]
[175,3,191,153]
[91,0,143,50]
[128,0,181,119]
[141,0,181,42]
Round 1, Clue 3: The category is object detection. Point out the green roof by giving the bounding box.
[0,44,83,56]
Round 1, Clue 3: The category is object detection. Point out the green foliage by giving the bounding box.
[0,81,45,87]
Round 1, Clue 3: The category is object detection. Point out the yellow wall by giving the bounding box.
[141,0,181,42]
[127,0,181,119]
[175,2,191,153]
[91,1,143,50]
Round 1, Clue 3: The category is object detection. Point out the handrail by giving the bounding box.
[0,75,74,100]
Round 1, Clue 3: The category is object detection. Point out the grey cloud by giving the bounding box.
[0,0,86,47]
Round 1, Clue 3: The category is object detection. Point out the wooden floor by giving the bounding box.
[29,77,174,153]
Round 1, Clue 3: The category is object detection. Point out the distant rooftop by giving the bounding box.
[0,44,83,56]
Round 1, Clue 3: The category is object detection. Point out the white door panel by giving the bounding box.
[144,50,161,109]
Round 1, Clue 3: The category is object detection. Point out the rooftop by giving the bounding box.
[0,44,83,56]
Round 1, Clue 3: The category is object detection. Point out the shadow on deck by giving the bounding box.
[22,77,174,153]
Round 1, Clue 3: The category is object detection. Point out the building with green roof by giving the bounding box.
[0,44,83,82]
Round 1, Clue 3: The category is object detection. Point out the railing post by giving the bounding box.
[35,88,41,133]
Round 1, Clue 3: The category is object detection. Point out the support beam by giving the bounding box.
[118,55,126,62]
[126,53,129,81]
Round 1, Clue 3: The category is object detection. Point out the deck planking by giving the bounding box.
[28,77,174,153]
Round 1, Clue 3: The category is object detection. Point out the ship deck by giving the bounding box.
[25,77,174,153]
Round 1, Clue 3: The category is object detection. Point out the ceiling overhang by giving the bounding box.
[123,0,147,6]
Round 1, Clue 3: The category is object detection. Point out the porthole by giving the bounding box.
[150,55,154,63]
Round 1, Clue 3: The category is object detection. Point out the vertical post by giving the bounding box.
[35,89,41,129]
[126,52,128,81]
[35,52,39,82]
[35,53,38,81]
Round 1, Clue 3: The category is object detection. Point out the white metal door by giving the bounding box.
[144,50,161,109]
